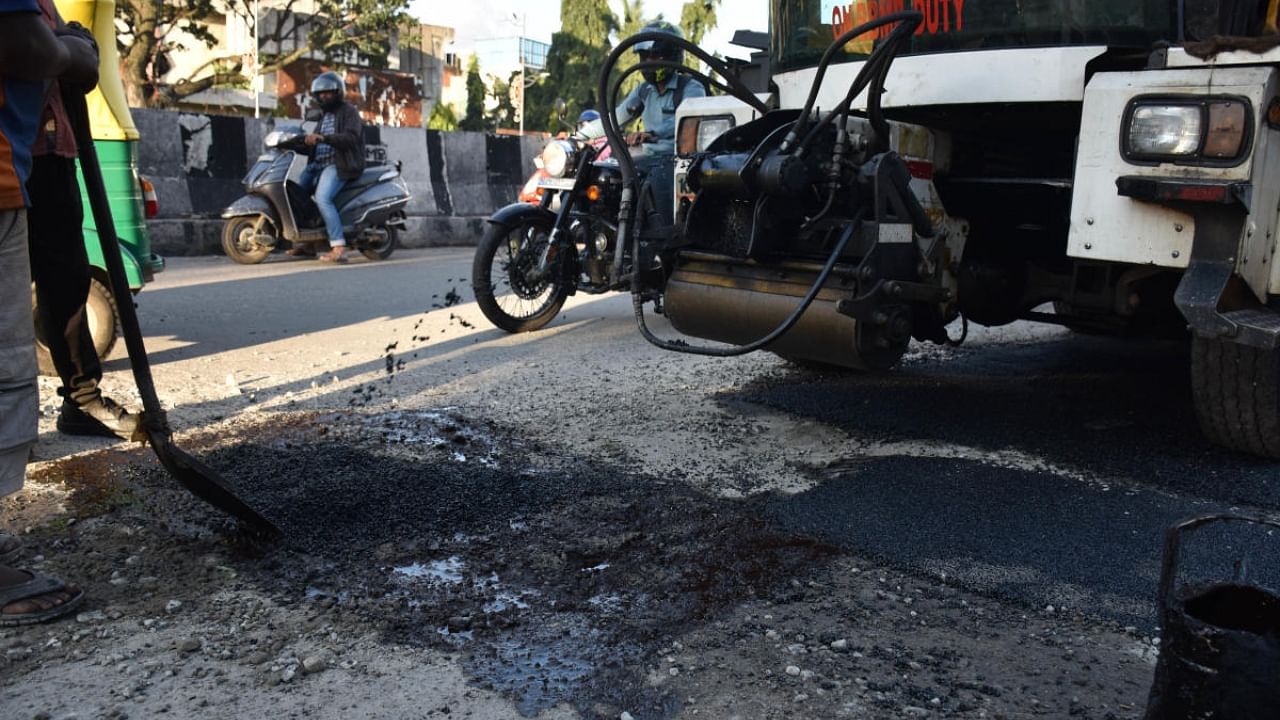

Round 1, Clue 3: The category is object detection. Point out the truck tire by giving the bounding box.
[1190,335,1280,457]
[33,277,119,377]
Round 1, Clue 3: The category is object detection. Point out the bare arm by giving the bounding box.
[0,13,70,80]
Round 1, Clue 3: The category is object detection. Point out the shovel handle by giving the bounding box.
[59,87,167,430]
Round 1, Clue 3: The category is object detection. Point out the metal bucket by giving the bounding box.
[1144,513,1280,720]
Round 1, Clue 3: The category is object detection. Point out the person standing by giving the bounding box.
[0,0,97,625]
[27,0,142,441]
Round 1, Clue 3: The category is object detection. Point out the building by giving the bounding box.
[400,24,462,123]
[159,0,426,126]
[470,35,551,131]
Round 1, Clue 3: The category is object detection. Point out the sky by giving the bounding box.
[411,0,770,62]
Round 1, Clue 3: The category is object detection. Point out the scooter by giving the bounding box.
[221,125,410,264]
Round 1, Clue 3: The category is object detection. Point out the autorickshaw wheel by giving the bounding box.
[33,277,120,377]
[222,216,274,264]
[1191,335,1280,458]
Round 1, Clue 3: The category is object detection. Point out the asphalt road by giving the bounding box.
[59,248,1280,631]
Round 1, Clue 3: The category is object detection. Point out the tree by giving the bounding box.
[116,0,412,108]
[488,71,521,131]
[525,0,617,132]
[458,55,491,132]
[613,0,649,103]
[427,102,458,131]
[679,0,721,45]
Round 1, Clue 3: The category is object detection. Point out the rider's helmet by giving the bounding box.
[633,21,683,86]
[310,71,345,112]
[576,109,600,131]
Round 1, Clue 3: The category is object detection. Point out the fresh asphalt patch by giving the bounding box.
[11,406,1165,718]
[733,333,1280,630]
[189,411,836,717]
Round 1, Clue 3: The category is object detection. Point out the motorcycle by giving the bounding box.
[473,131,672,333]
[221,125,410,264]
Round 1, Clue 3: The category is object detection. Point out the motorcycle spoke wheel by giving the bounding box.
[473,215,569,333]
[489,226,558,320]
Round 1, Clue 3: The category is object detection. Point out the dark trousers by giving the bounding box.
[27,154,101,406]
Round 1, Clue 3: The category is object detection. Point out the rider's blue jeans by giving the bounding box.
[299,163,347,246]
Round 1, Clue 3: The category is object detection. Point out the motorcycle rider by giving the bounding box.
[289,71,365,263]
[576,109,600,133]
[578,21,704,224]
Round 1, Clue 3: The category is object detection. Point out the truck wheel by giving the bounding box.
[222,216,273,264]
[33,278,120,377]
[1190,336,1280,457]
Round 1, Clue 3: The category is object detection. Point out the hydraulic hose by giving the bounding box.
[596,31,772,340]
[793,18,918,157]
[609,61,747,120]
[631,209,866,357]
[782,11,922,154]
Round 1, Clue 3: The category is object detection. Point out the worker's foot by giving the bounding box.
[0,565,83,627]
[285,244,316,257]
[57,397,141,441]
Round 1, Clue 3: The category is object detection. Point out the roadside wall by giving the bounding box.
[132,109,544,256]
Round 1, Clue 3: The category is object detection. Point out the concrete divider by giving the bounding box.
[132,109,544,256]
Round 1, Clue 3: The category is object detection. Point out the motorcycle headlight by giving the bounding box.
[541,140,577,178]
[264,131,285,148]
[1123,97,1251,163]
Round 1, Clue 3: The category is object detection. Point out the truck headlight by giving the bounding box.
[541,140,576,178]
[1123,97,1251,164]
[677,115,735,156]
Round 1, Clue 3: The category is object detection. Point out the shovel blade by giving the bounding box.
[147,431,281,539]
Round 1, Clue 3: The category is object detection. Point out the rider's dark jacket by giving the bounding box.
[306,102,365,180]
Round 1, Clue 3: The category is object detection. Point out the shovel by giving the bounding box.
[60,88,280,539]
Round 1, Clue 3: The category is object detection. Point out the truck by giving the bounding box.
[656,0,1280,458]
[32,0,162,374]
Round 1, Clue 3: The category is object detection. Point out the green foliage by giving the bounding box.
[526,0,618,133]
[116,0,412,106]
[614,0,649,102]
[427,102,459,131]
[679,0,721,45]
[301,0,413,70]
[459,55,492,132]
[489,71,521,131]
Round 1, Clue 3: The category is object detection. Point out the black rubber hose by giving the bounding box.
[782,11,922,154]
[609,61,743,116]
[793,19,917,156]
[596,31,772,321]
[631,210,866,357]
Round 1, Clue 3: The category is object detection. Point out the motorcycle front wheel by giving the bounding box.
[472,214,569,333]
[221,216,274,264]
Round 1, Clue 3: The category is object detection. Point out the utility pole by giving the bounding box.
[252,0,260,118]
[513,12,526,135]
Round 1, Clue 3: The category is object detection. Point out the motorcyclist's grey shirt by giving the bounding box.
[581,74,706,157]
[313,112,336,168]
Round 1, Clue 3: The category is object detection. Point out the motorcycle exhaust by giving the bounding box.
[664,252,866,368]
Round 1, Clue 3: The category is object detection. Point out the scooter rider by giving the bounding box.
[577,21,704,223]
[291,71,364,263]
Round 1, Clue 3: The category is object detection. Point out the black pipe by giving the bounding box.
[782,11,922,154]
[631,211,865,357]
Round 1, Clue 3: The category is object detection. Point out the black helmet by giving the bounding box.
[634,21,683,85]
[310,71,345,111]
